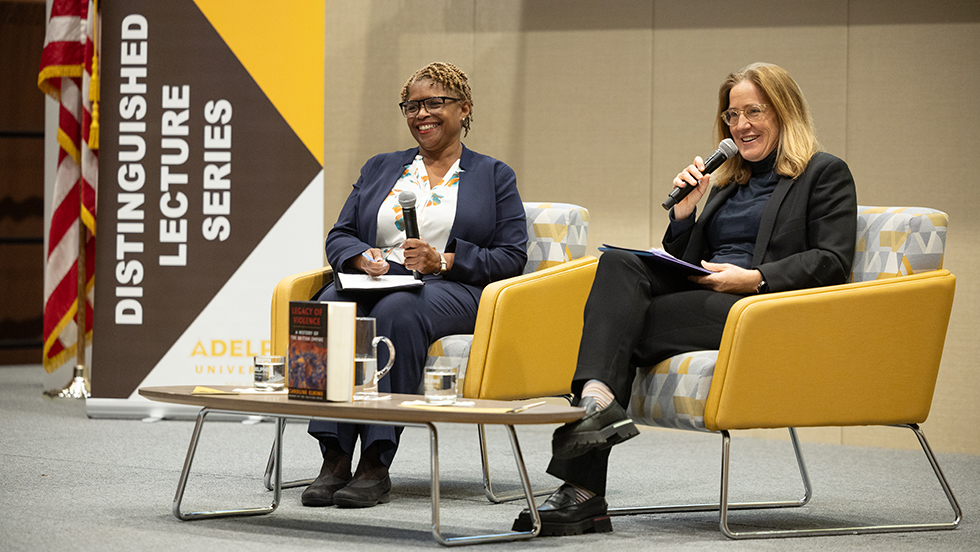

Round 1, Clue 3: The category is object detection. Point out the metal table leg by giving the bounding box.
[431,423,541,546]
[263,420,314,490]
[477,424,557,504]
[171,409,543,545]
[173,408,283,520]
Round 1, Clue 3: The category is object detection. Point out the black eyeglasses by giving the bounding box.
[398,96,462,118]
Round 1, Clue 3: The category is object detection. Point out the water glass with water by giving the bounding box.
[353,317,394,400]
[424,365,458,405]
[253,355,286,391]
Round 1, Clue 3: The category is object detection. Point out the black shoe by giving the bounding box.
[552,396,639,459]
[301,473,351,507]
[332,475,392,508]
[512,484,612,536]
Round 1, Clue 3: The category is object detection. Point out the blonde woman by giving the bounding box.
[518,62,857,536]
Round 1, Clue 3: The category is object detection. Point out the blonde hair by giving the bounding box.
[712,62,820,186]
[400,62,473,136]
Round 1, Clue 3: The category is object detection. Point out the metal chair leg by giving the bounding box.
[609,427,811,517]
[478,424,558,503]
[174,409,282,520]
[610,424,960,539]
[719,424,962,539]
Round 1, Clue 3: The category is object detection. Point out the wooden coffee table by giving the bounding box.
[139,386,584,546]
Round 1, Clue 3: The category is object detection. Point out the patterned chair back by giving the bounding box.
[424,202,589,391]
[629,206,950,431]
[851,206,948,282]
[522,202,590,273]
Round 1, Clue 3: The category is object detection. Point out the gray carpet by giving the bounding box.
[2,364,976,551]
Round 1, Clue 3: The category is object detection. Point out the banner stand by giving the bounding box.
[84,1,324,415]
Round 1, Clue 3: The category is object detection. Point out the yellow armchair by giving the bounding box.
[270,202,594,398]
[463,255,597,401]
[270,256,598,400]
[266,203,596,500]
[706,270,954,432]
[271,266,334,357]
[618,207,961,538]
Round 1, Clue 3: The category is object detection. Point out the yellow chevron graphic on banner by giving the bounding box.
[194,0,324,165]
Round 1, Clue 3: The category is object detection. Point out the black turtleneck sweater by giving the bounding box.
[704,150,779,268]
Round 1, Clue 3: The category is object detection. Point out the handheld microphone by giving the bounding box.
[662,138,738,210]
[398,190,423,280]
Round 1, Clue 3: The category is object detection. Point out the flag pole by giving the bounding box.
[52,0,100,399]
[56,216,90,399]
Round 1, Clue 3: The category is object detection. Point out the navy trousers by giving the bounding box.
[547,249,743,494]
[307,267,481,467]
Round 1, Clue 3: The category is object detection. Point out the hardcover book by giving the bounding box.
[287,301,356,402]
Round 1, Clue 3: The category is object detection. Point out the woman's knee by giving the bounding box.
[370,293,425,330]
[596,249,645,275]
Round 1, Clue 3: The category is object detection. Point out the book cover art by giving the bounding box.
[287,301,328,401]
[286,300,356,402]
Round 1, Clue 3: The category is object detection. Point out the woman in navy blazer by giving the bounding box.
[517,63,857,536]
[303,63,527,509]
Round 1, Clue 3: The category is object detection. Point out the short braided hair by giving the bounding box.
[400,62,473,136]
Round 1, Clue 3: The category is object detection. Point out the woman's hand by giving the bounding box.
[354,248,390,277]
[403,238,452,274]
[671,156,711,221]
[690,262,763,295]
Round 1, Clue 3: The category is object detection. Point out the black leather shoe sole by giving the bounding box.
[552,401,639,459]
[512,511,613,536]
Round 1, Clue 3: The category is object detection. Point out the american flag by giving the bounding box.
[37,0,99,373]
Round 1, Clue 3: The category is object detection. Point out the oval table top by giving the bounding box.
[139,386,584,426]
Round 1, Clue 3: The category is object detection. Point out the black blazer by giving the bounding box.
[665,152,857,293]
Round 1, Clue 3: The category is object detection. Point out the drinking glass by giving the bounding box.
[353,317,394,400]
[424,364,458,405]
[253,355,286,391]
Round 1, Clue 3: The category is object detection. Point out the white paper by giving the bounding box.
[335,272,424,291]
[400,400,476,407]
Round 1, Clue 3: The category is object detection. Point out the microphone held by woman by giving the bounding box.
[662,138,738,210]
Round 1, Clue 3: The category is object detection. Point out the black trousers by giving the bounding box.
[547,249,742,494]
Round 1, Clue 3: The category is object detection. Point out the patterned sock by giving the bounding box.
[566,482,596,504]
[582,379,615,410]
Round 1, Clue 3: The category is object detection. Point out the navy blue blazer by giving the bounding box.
[665,152,858,293]
[325,145,528,288]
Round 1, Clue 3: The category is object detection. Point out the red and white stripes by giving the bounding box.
[38,0,98,373]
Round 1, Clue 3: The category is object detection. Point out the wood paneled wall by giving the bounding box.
[0,2,46,365]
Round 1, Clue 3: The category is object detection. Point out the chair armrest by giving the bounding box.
[270,266,334,356]
[464,256,598,400]
[705,270,956,431]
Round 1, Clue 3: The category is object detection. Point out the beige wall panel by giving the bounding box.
[843,0,980,454]
[319,0,980,454]
[650,0,847,243]
[471,1,655,252]
[323,0,476,241]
